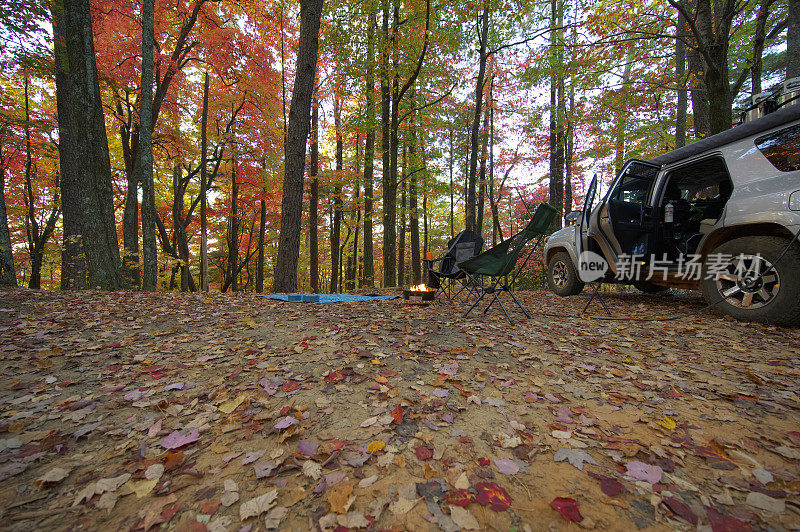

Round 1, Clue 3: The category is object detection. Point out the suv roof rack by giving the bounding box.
[649,104,800,167]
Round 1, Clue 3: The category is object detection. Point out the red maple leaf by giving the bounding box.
[475,482,512,511]
[414,445,433,461]
[391,404,403,425]
[550,497,583,522]
[281,380,300,392]
[325,370,345,384]
[705,505,752,532]
[444,489,474,507]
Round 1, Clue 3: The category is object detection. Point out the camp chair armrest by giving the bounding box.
[423,256,447,267]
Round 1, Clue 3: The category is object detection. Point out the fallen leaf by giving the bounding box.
[663,497,698,525]
[746,491,785,513]
[302,460,322,480]
[625,461,663,484]
[475,482,512,511]
[554,447,598,471]
[218,394,248,414]
[336,511,369,528]
[144,464,165,481]
[656,415,676,430]
[358,475,379,488]
[35,467,70,488]
[367,440,385,454]
[415,445,433,461]
[239,490,278,521]
[264,506,288,530]
[274,416,299,430]
[161,429,200,449]
[449,506,480,529]
[551,497,583,523]
[128,478,158,498]
[494,457,520,475]
[327,480,354,514]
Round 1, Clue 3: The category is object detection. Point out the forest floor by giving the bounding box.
[1,287,799,532]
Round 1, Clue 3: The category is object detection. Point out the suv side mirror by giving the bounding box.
[564,210,581,225]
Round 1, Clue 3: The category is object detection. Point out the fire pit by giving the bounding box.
[402,284,436,302]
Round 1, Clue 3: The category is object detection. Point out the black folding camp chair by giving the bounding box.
[458,203,557,325]
[424,230,483,302]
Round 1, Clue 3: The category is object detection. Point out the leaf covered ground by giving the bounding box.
[1,287,799,531]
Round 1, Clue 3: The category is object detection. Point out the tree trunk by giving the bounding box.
[138,0,157,290]
[0,159,15,286]
[380,0,392,287]
[688,47,710,138]
[257,198,266,293]
[449,127,454,239]
[363,1,376,288]
[476,107,488,237]
[564,84,573,214]
[386,0,401,288]
[397,161,406,288]
[672,0,738,136]
[274,0,323,292]
[121,166,139,287]
[409,109,420,285]
[489,80,498,245]
[675,10,687,148]
[751,0,775,94]
[466,4,489,232]
[228,157,239,292]
[349,138,361,290]
[549,0,565,228]
[613,54,634,174]
[421,142,428,260]
[200,73,209,291]
[309,98,320,293]
[382,0,429,287]
[53,0,121,290]
[790,0,800,78]
[330,96,343,293]
[24,74,41,289]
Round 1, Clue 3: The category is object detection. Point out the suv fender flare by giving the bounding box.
[545,245,580,269]
[698,223,799,257]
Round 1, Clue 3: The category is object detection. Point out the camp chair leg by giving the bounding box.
[464,290,487,318]
[481,278,503,314]
[463,274,488,318]
[452,279,470,303]
[581,283,611,316]
[506,286,531,319]
[498,296,515,326]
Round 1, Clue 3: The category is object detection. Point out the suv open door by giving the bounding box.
[589,160,661,270]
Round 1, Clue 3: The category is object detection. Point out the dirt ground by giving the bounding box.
[0,287,799,532]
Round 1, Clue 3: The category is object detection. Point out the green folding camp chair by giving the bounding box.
[458,203,557,325]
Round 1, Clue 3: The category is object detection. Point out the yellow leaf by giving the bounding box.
[367,440,385,454]
[128,479,157,498]
[219,394,248,414]
[371,359,382,366]
[657,415,676,430]
[326,480,354,514]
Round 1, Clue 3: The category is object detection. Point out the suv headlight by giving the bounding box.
[790,190,800,211]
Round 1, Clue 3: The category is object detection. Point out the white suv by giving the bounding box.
[544,95,800,326]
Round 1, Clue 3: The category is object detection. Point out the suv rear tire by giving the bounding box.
[701,236,800,326]
[547,251,585,296]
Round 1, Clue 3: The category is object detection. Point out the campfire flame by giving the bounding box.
[408,283,428,292]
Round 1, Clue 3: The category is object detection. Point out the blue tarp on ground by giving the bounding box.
[258,294,397,303]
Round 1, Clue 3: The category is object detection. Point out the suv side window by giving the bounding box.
[755,124,800,172]
[613,175,652,205]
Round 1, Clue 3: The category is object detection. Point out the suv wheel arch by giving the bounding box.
[698,223,797,258]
